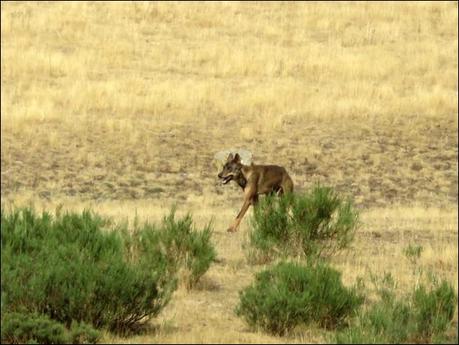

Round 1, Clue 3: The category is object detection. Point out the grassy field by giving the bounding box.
[1,2,458,343]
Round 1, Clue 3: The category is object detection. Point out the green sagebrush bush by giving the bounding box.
[247,185,359,263]
[1,207,178,335]
[129,207,216,289]
[1,311,100,344]
[411,279,457,342]
[334,274,457,344]
[235,261,364,336]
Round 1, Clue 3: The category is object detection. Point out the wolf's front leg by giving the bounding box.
[227,197,251,232]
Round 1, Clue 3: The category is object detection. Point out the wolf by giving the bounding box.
[218,153,293,232]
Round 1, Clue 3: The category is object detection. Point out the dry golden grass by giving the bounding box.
[1,2,458,124]
[1,1,458,343]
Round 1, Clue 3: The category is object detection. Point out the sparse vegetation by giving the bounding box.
[334,273,457,344]
[247,185,359,263]
[1,2,457,208]
[403,243,424,264]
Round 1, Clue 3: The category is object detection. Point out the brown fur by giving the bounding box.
[218,153,294,232]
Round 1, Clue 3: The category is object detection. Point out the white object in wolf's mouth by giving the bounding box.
[222,175,232,184]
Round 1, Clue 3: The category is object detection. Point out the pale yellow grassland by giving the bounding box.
[1,2,457,127]
[1,1,458,343]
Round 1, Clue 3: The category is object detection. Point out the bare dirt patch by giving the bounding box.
[1,115,457,210]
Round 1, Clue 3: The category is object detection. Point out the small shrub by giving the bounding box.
[403,244,423,264]
[236,261,364,336]
[2,312,60,344]
[334,276,457,344]
[412,279,457,341]
[335,289,411,344]
[1,312,101,344]
[130,207,217,289]
[1,312,67,344]
[69,321,101,344]
[247,185,359,263]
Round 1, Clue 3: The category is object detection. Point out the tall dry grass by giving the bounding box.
[1,2,457,133]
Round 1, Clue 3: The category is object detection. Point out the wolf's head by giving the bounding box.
[218,153,243,185]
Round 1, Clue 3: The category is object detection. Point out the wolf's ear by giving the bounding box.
[234,153,241,163]
[227,153,234,162]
